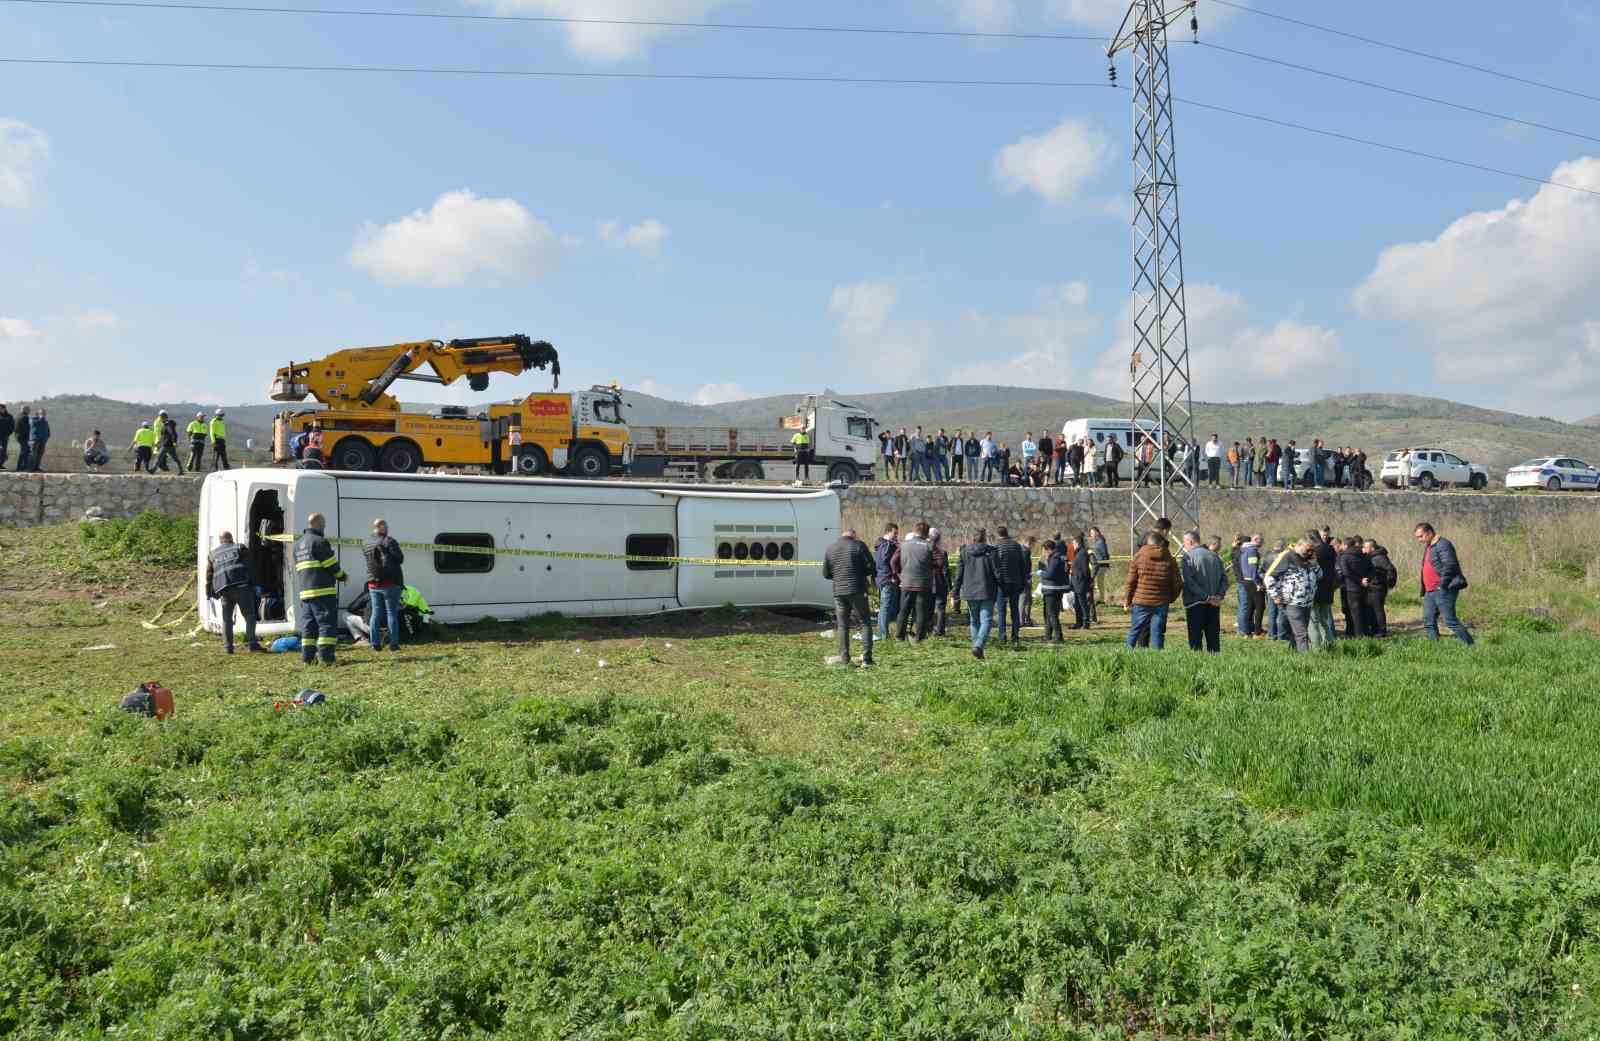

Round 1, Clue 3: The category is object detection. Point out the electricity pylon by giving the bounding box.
[1109,0,1200,553]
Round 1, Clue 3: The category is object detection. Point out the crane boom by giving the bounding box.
[269,334,559,410]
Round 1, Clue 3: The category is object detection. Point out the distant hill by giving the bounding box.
[10,386,1599,479]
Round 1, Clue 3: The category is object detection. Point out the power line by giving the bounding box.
[4,53,1597,199]
[1210,0,1600,106]
[1172,94,1600,199]
[0,0,1105,41]
[0,56,1115,87]
[1198,41,1600,147]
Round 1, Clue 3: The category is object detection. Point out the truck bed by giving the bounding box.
[630,426,794,458]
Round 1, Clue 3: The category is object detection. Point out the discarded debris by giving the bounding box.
[81,643,117,652]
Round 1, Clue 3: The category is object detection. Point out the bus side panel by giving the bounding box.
[676,497,815,609]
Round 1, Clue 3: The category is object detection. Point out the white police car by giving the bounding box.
[1504,457,1600,491]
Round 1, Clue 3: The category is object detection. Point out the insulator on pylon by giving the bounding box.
[1108,62,1117,84]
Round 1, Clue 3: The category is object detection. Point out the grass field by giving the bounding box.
[6,517,1600,1038]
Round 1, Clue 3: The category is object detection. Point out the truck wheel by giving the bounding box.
[331,437,377,472]
[1470,474,1488,491]
[570,444,608,479]
[378,440,421,474]
[1418,472,1437,491]
[514,446,548,476]
[732,461,764,481]
[827,461,859,485]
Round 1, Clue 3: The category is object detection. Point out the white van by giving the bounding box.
[1058,418,1170,481]
[197,469,839,638]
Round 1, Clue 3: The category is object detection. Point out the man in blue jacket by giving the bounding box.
[1415,522,1473,645]
[27,409,49,472]
[874,523,900,638]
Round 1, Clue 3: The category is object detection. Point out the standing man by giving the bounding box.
[893,521,935,641]
[1066,437,1084,487]
[1280,440,1297,490]
[1069,532,1095,630]
[293,511,347,665]
[210,408,231,470]
[206,531,265,654]
[1020,431,1038,477]
[874,523,900,639]
[1242,437,1256,488]
[27,409,49,471]
[1124,531,1182,650]
[964,431,981,482]
[1312,439,1326,488]
[1363,539,1396,637]
[791,426,812,481]
[992,526,1028,646]
[154,410,184,474]
[1180,530,1227,652]
[186,412,208,471]
[979,431,997,483]
[1036,539,1067,642]
[0,403,12,470]
[1234,533,1265,637]
[14,405,30,472]
[1204,434,1222,487]
[955,528,999,660]
[822,526,875,667]
[364,518,405,652]
[908,426,927,483]
[892,427,909,481]
[1088,526,1111,615]
[950,431,966,482]
[1337,534,1372,638]
[1020,534,1037,628]
[1036,432,1053,485]
[1227,441,1241,488]
[1309,528,1337,648]
[1416,522,1474,645]
[932,429,950,483]
[928,528,951,635]
[130,422,157,472]
[1264,537,1320,652]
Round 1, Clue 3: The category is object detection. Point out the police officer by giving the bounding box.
[130,422,157,472]
[791,427,812,481]
[209,408,230,470]
[206,531,264,654]
[186,412,208,471]
[294,511,346,665]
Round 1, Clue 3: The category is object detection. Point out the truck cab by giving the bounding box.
[794,395,878,484]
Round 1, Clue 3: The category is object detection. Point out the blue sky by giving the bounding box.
[3,0,1599,417]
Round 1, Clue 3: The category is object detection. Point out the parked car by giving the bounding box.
[1504,457,1600,491]
[1380,448,1489,491]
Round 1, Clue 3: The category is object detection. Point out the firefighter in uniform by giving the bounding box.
[294,512,346,664]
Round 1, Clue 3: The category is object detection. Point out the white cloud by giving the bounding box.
[993,116,1111,206]
[691,382,749,405]
[0,310,153,400]
[0,317,41,340]
[1046,0,1234,32]
[348,189,564,287]
[1352,157,1600,409]
[829,279,939,378]
[598,217,670,255]
[0,118,48,209]
[945,0,1018,31]
[949,281,1101,385]
[470,0,735,60]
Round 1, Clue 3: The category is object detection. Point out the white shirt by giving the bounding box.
[980,437,995,459]
[1020,438,1037,460]
[1205,439,1221,459]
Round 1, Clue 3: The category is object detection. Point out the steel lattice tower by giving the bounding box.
[1110,0,1199,553]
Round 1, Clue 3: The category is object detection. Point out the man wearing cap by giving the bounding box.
[153,410,184,473]
[364,518,405,652]
[209,408,230,470]
[294,512,346,665]
[186,412,208,471]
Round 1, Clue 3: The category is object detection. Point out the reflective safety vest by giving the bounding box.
[186,420,206,439]
[401,585,431,616]
[133,427,157,448]
[210,418,227,441]
[791,431,810,448]
[293,528,345,601]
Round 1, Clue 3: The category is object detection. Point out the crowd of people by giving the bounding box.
[821,517,1473,665]
[871,425,1374,491]
[0,404,51,472]
[0,403,232,474]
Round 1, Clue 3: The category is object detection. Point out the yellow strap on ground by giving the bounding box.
[264,533,822,568]
[142,575,197,629]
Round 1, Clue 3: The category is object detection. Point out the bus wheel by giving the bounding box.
[514,446,548,476]
[571,444,608,478]
[378,440,422,474]
[331,437,377,472]
[827,461,859,485]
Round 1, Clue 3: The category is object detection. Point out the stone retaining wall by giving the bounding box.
[837,483,1600,546]
[0,473,204,527]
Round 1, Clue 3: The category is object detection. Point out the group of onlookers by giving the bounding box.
[130,409,231,473]
[1202,435,1372,490]
[877,427,1127,488]
[0,404,51,472]
[821,516,1473,665]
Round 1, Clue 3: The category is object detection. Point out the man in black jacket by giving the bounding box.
[1036,539,1067,641]
[363,518,406,651]
[955,529,999,659]
[206,531,265,654]
[1309,528,1338,648]
[991,526,1028,647]
[822,526,876,666]
[1415,522,1473,645]
[1337,534,1373,638]
[1069,533,1094,630]
[0,403,12,470]
[1363,539,1396,636]
[893,522,936,642]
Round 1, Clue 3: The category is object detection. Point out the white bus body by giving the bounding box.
[197,469,840,638]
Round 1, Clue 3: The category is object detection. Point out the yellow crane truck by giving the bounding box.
[269,335,631,476]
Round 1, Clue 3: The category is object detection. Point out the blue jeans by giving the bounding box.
[368,585,401,650]
[995,590,1022,641]
[1283,469,1295,490]
[1265,598,1282,639]
[931,453,947,482]
[1314,463,1325,487]
[877,585,901,638]
[967,598,994,650]
[1235,582,1252,633]
[1126,604,1169,649]
[1422,588,1474,645]
[909,452,926,481]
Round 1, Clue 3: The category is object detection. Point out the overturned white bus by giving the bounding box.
[196,469,840,638]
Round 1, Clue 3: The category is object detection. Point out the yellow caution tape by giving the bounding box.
[142,574,197,629]
[263,533,821,568]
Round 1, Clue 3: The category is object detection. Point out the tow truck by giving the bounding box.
[269,335,630,476]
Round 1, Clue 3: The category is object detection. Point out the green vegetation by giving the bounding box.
[7,521,1600,1037]
[79,510,198,570]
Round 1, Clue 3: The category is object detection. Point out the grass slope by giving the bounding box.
[6,519,1600,1037]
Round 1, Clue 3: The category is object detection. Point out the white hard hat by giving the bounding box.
[214,408,225,415]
